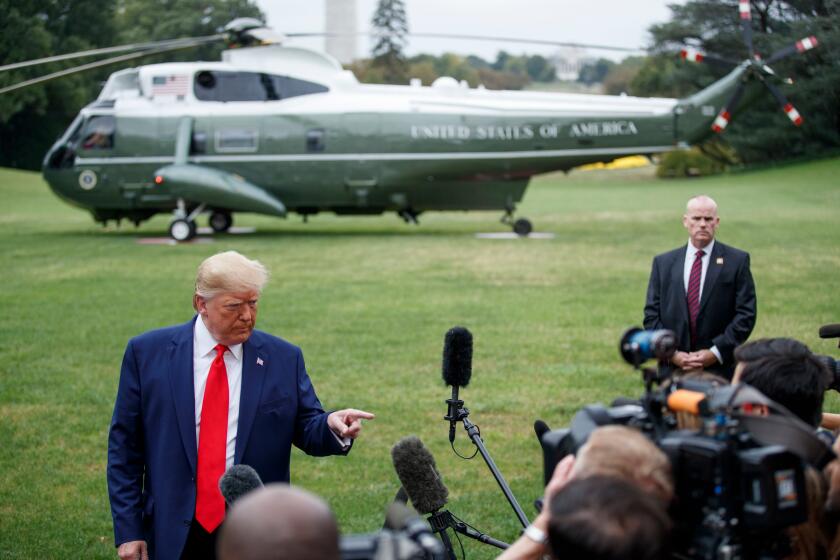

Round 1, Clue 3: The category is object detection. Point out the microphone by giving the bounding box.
[442,326,473,443]
[219,464,263,506]
[385,501,446,557]
[819,323,840,339]
[391,436,449,515]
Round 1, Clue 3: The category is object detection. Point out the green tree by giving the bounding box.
[601,56,645,95]
[577,58,615,85]
[370,0,409,84]
[525,55,556,82]
[115,0,262,62]
[0,0,119,168]
[0,0,263,170]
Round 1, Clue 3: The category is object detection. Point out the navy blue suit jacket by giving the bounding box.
[643,241,757,377]
[107,317,347,559]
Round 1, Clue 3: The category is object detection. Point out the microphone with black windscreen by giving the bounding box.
[437,326,530,529]
[219,464,263,506]
[391,436,449,514]
[390,436,509,555]
[442,327,472,444]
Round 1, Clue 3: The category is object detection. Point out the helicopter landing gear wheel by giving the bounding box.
[513,218,533,237]
[169,218,197,242]
[209,211,233,233]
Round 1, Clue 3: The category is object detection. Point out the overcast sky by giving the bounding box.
[256,0,683,62]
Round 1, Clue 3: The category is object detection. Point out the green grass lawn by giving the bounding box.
[1,159,838,558]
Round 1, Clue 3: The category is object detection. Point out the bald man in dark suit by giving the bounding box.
[644,195,756,378]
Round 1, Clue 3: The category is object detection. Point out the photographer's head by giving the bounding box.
[217,483,339,560]
[547,476,672,560]
[733,338,830,427]
[733,337,811,368]
[573,425,674,504]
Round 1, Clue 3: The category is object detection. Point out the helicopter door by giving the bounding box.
[341,114,381,208]
[73,114,117,192]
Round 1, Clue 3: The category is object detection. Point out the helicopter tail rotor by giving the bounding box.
[678,1,819,133]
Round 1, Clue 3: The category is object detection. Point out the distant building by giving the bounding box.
[551,48,596,81]
[325,0,358,64]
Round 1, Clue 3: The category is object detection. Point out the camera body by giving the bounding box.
[340,530,434,560]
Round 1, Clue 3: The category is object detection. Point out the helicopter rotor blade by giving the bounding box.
[760,77,804,126]
[738,0,756,57]
[0,38,220,96]
[0,34,224,74]
[711,82,747,133]
[285,31,643,54]
[765,35,819,65]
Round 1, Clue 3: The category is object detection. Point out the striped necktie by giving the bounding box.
[687,250,705,349]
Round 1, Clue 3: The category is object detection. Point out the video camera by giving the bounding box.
[538,328,836,560]
[340,501,446,560]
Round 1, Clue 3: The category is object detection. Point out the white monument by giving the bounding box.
[325,0,358,64]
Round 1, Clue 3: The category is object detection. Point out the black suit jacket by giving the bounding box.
[643,241,757,377]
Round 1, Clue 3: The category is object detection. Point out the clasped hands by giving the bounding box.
[672,349,717,372]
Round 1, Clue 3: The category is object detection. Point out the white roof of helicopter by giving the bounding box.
[95,44,678,118]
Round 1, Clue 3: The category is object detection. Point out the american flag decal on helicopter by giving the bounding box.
[151,75,189,97]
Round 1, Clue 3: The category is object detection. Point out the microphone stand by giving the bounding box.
[445,395,530,528]
[427,509,509,560]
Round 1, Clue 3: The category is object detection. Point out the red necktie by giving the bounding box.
[195,344,229,532]
[686,250,705,349]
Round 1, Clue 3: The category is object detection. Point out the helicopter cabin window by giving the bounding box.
[80,115,115,150]
[193,70,328,102]
[215,129,258,152]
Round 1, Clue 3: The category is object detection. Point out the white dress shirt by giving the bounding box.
[193,315,242,470]
[682,239,722,363]
[192,317,349,466]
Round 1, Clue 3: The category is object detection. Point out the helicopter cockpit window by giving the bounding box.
[193,71,328,102]
[80,115,115,150]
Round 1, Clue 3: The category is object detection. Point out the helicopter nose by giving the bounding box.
[43,140,75,170]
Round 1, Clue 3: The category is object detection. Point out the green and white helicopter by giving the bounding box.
[2,3,819,240]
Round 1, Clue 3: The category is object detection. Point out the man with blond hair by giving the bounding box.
[108,251,374,560]
[644,195,756,378]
